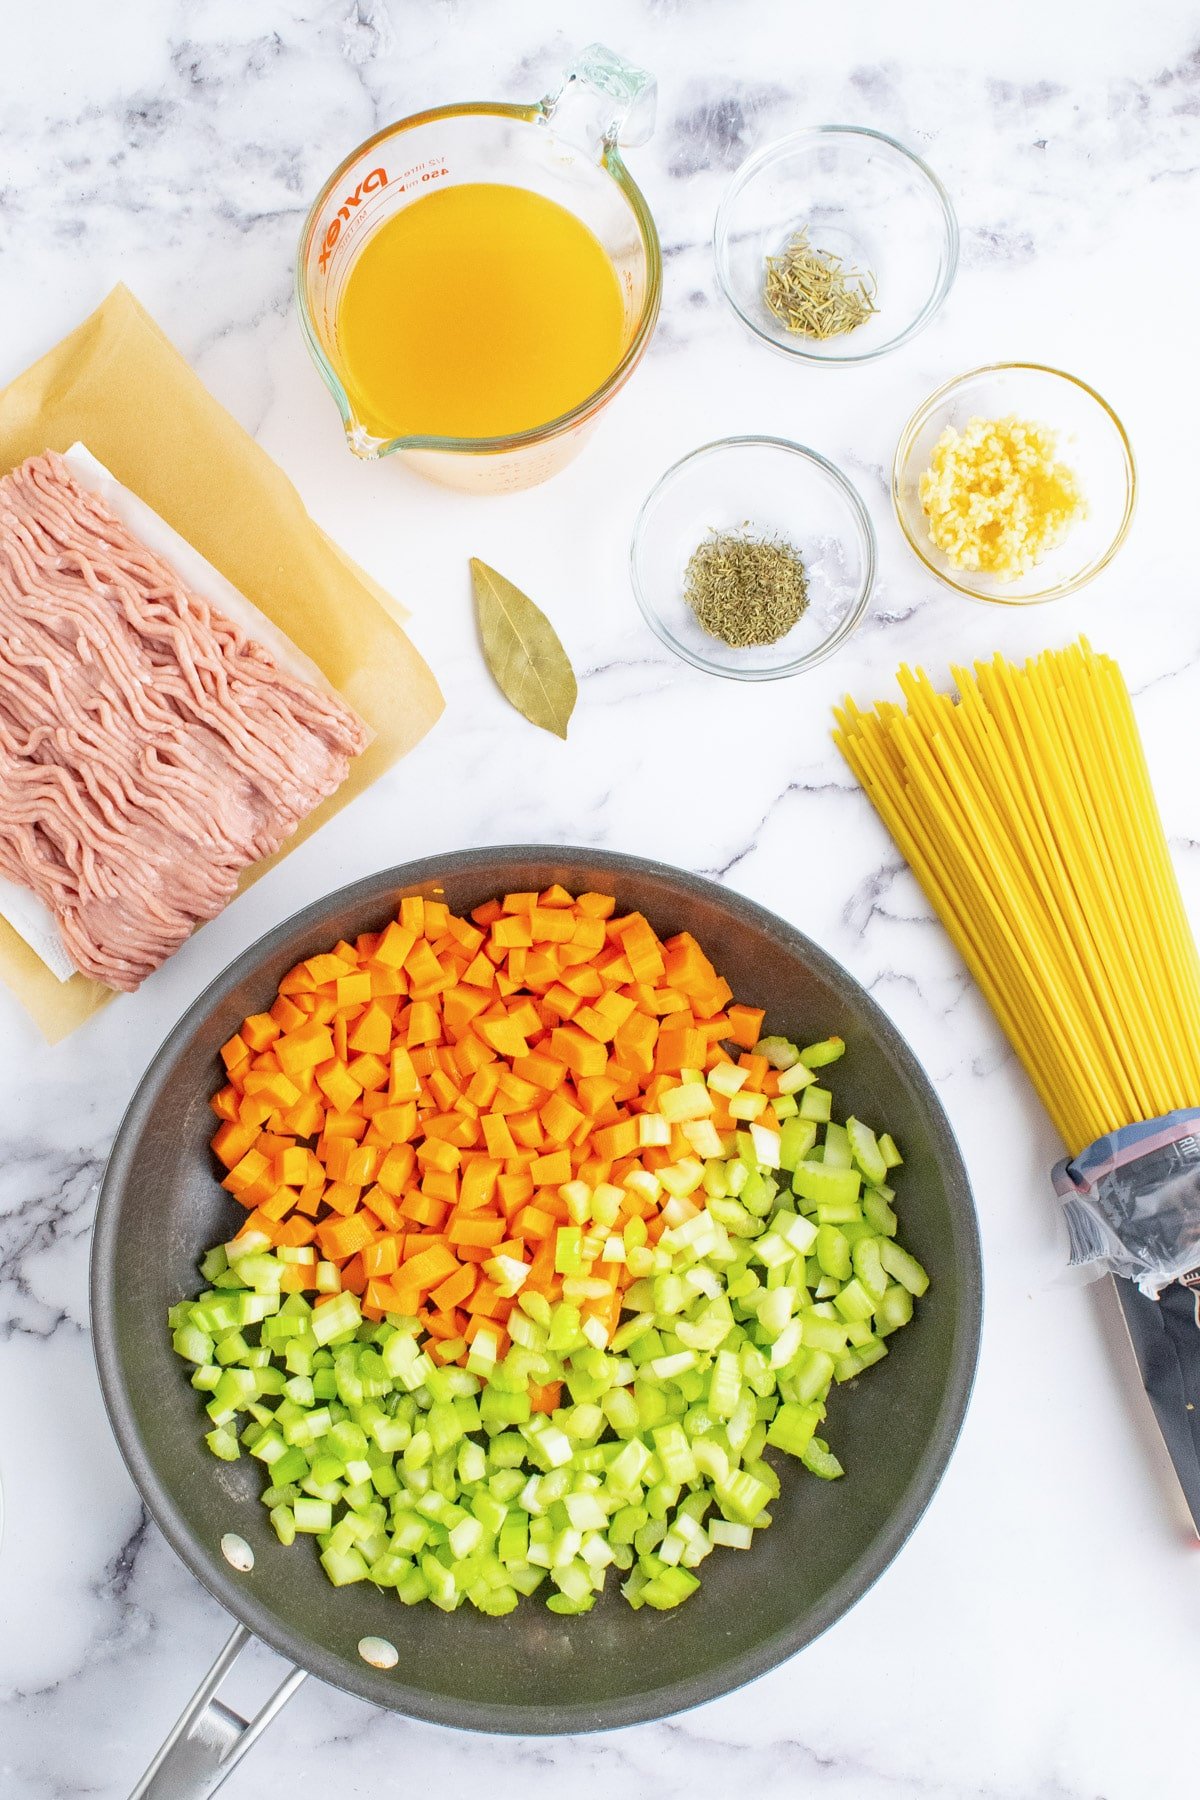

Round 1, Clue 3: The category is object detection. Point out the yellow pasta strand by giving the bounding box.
[833,641,1200,1155]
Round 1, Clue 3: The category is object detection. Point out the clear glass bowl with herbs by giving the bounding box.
[630,436,876,679]
[893,364,1137,603]
[714,127,958,365]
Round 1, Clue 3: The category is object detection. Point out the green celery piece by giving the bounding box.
[833,1278,875,1323]
[311,1292,362,1347]
[821,1123,853,1170]
[776,1060,817,1096]
[765,1401,821,1457]
[173,1324,214,1366]
[787,1346,835,1404]
[640,1566,700,1609]
[800,1436,844,1479]
[199,1245,229,1282]
[773,1209,819,1256]
[546,1591,595,1615]
[269,1503,296,1546]
[739,1171,776,1217]
[269,1447,310,1487]
[707,1348,742,1420]
[753,1036,801,1070]
[879,1240,930,1297]
[798,1036,845,1068]
[799,1308,850,1354]
[851,1236,888,1301]
[862,1190,898,1236]
[877,1132,904,1169]
[814,1199,864,1226]
[368,1550,412,1588]
[798,1085,833,1123]
[205,1426,240,1462]
[294,1497,333,1533]
[846,1117,888,1185]
[708,1518,753,1549]
[396,1566,432,1606]
[716,1469,773,1525]
[876,1283,915,1336]
[652,1423,698,1485]
[792,1161,861,1208]
[815,1225,852,1283]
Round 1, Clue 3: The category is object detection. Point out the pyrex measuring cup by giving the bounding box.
[296,45,662,494]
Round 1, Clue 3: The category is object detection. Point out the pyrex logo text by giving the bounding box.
[318,168,387,271]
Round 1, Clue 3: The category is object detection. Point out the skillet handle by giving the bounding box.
[129,1625,307,1799]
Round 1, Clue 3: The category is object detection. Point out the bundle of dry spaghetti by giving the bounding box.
[833,639,1200,1157]
[836,638,1200,1530]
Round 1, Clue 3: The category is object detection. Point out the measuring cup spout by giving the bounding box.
[540,44,657,160]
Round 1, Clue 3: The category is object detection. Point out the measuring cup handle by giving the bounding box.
[541,43,657,155]
[128,1625,307,1800]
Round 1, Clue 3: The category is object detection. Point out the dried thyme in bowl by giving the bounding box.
[764,226,878,339]
[684,527,809,647]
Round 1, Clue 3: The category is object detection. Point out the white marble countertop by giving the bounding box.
[3,1,1199,1795]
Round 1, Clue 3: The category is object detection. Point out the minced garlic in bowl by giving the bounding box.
[918,414,1086,579]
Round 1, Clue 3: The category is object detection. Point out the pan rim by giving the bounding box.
[89,844,982,1735]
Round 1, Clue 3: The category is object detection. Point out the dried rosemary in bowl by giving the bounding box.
[684,527,809,648]
[764,226,878,340]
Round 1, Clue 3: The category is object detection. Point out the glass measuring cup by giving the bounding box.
[296,45,662,494]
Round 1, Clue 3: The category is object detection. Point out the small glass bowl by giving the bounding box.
[714,126,958,365]
[893,363,1137,604]
[630,437,876,679]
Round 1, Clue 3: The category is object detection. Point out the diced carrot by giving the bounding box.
[431,1262,478,1311]
[209,886,776,1372]
[399,1241,459,1292]
[726,1004,766,1049]
[362,1235,401,1278]
[316,1212,377,1261]
[549,1024,608,1079]
[447,1214,506,1248]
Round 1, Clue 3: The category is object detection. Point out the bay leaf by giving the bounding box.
[470,557,577,740]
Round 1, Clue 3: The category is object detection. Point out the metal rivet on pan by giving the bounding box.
[358,1636,399,1670]
[221,1533,255,1573]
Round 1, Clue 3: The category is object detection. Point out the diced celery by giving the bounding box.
[800,1436,844,1479]
[311,1292,362,1347]
[833,1279,875,1323]
[846,1117,888,1186]
[798,1085,833,1122]
[876,1283,914,1336]
[822,1122,853,1169]
[851,1236,888,1301]
[778,1115,818,1172]
[708,1518,753,1549]
[862,1189,899,1237]
[793,1161,861,1207]
[879,1240,930,1297]
[799,1037,845,1069]
[877,1131,904,1169]
[815,1225,852,1282]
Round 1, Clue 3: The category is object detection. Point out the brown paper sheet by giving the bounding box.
[0,285,444,1041]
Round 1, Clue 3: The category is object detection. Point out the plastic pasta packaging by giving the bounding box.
[834,640,1200,1529]
[1054,1114,1200,1299]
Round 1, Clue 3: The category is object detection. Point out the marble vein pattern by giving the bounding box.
[2,1,1200,1795]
